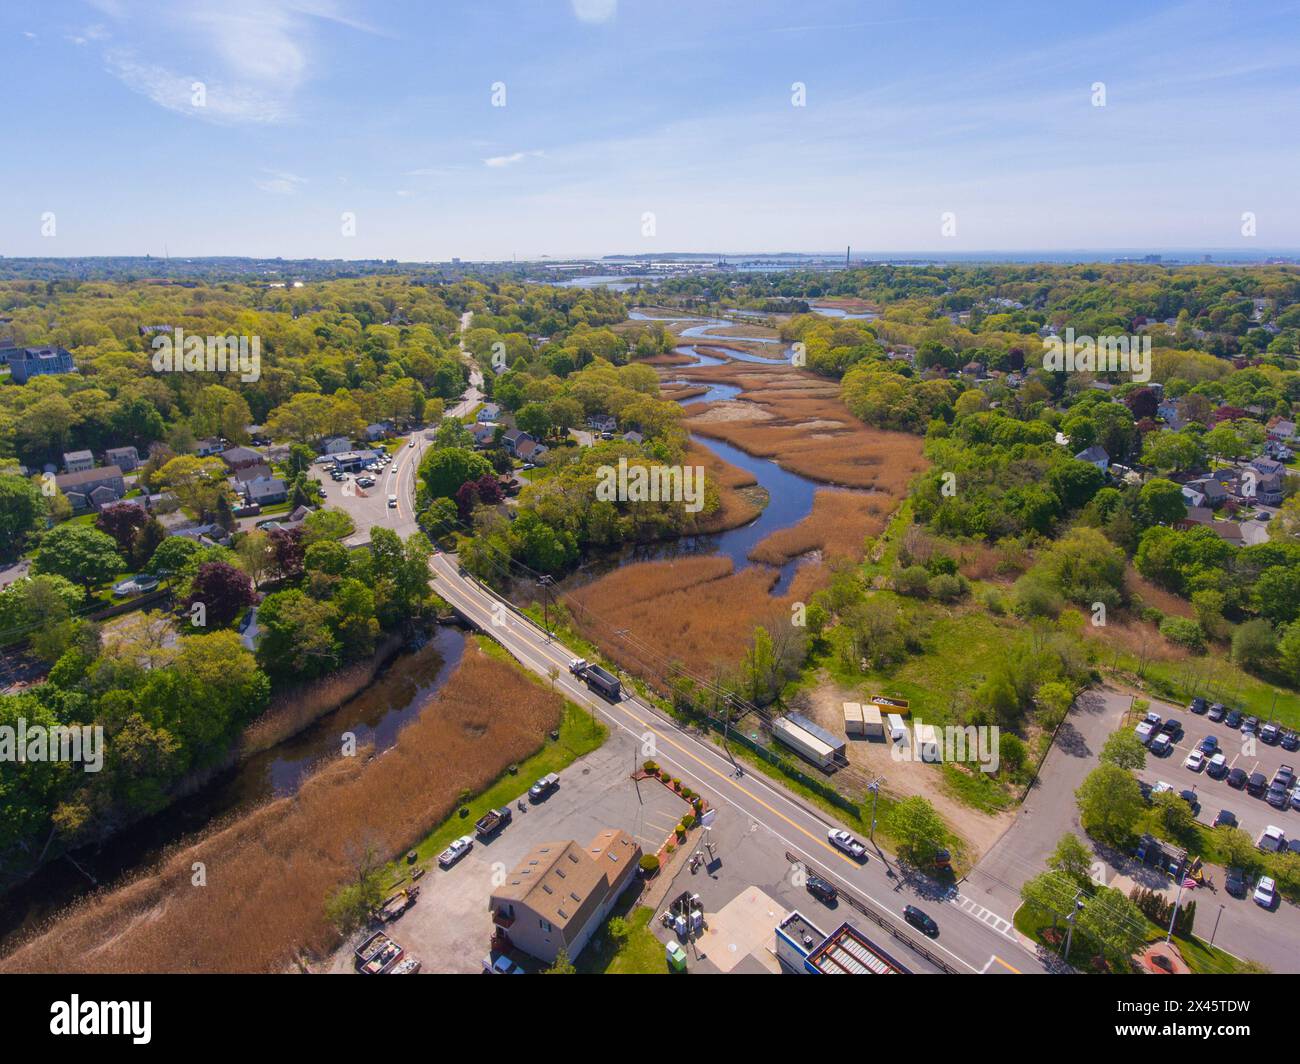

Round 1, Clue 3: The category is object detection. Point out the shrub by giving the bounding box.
[894,565,930,597]
[682,814,696,830]
[643,760,659,774]
[638,854,660,875]
[1159,616,1205,652]
[927,572,968,602]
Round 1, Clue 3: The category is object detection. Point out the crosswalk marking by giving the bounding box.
[954,893,1016,938]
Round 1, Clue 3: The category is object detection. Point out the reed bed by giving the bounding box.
[0,645,561,973]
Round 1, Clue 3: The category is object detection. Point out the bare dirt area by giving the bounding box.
[0,645,562,973]
[796,674,1013,860]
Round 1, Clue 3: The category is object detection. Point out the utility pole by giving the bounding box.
[537,575,554,640]
[1062,890,1085,964]
[1166,874,1188,944]
[865,776,885,842]
[1210,903,1225,947]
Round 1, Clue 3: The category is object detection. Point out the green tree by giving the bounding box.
[419,446,492,501]
[1100,729,1147,772]
[0,475,44,559]
[1048,833,1095,888]
[1076,887,1144,969]
[1075,763,1144,847]
[32,524,123,594]
[1139,478,1187,526]
[883,795,948,865]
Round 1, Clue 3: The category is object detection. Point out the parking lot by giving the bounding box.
[1135,698,1300,848]
[307,430,431,545]
[322,732,692,974]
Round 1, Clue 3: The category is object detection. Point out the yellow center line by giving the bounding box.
[436,567,853,865]
[991,954,1021,973]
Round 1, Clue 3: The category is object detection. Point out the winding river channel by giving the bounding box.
[1,312,838,950]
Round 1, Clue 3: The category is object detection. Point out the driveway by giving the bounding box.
[965,686,1131,914]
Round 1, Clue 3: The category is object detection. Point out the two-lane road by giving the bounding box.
[428,552,1051,975]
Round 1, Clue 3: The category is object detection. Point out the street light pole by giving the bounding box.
[1063,891,1085,965]
[1166,875,1187,944]
[866,777,885,842]
[1210,903,1225,947]
[537,575,554,640]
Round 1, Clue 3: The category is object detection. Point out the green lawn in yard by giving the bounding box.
[577,903,668,974]
[1113,648,1300,729]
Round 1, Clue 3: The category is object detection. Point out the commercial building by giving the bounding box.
[776,912,910,974]
[488,829,641,964]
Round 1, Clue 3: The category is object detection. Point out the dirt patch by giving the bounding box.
[798,674,1013,860]
[0,644,563,973]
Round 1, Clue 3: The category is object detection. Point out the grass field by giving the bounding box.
[577,903,667,975]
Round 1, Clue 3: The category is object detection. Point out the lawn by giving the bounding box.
[1113,647,1300,729]
[577,903,668,974]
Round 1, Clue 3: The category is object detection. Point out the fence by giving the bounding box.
[784,851,961,974]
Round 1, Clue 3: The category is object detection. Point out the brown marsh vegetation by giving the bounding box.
[0,645,561,973]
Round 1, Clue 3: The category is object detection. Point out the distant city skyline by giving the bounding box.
[3,0,1299,259]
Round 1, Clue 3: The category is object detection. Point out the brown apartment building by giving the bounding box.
[489,829,641,964]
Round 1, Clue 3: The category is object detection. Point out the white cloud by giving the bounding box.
[484,150,544,168]
[571,0,617,24]
[93,1,381,125]
[254,169,306,194]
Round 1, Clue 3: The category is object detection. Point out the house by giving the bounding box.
[502,429,534,457]
[195,438,225,458]
[1254,474,1284,506]
[230,462,274,484]
[62,450,95,474]
[470,423,496,449]
[488,829,641,965]
[476,404,501,424]
[55,466,125,512]
[622,430,645,445]
[169,523,231,548]
[219,446,264,471]
[1266,417,1297,443]
[1185,478,1227,505]
[8,345,75,384]
[244,476,288,506]
[1249,456,1286,479]
[1075,445,1109,471]
[1181,485,1206,509]
[363,422,393,442]
[516,439,548,462]
[586,414,616,433]
[104,445,140,472]
[320,437,352,455]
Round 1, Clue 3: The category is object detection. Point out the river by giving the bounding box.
[0,624,468,947]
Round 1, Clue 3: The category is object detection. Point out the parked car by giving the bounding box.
[903,905,939,937]
[1274,765,1295,789]
[1292,788,1300,812]
[1189,697,1208,715]
[483,954,526,975]
[1258,825,1286,853]
[1206,753,1228,778]
[1261,723,1281,745]
[1254,875,1277,909]
[528,773,560,802]
[1213,808,1238,829]
[437,835,473,869]
[827,829,868,861]
[1242,715,1259,737]
[1179,789,1200,814]
[1224,709,1242,729]
[1225,867,1247,897]
[1150,733,1172,757]
[1159,716,1182,738]
[1183,750,1205,772]
[1227,767,1248,789]
[1248,772,1268,797]
[805,874,838,904]
[1152,781,1174,795]
[1267,784,1290,809]
[1208,703,1226,722]
[1282,730,1300,752]
[1199,735,1219,754]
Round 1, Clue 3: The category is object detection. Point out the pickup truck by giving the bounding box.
[475,806,513,839]
[528,773,560,802]
[827,828,868,861]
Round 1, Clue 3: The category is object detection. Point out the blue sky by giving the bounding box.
[3,0,1299,259]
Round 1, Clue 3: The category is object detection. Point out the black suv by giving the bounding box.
[903,905,939,938]
[1227,767,1248,789]
[1225,868,1247,897]
[805,874,838,904]
[1189,698,1209,715]
[1159,716,1181,738]
[1247,772,1268,797]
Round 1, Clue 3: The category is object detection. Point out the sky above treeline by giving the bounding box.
[3,0,1299,260]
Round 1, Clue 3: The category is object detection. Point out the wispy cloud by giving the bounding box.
[484,150,544,168]
[571,0,617,24]
[93,0,381,125]
[254,169,306,194]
